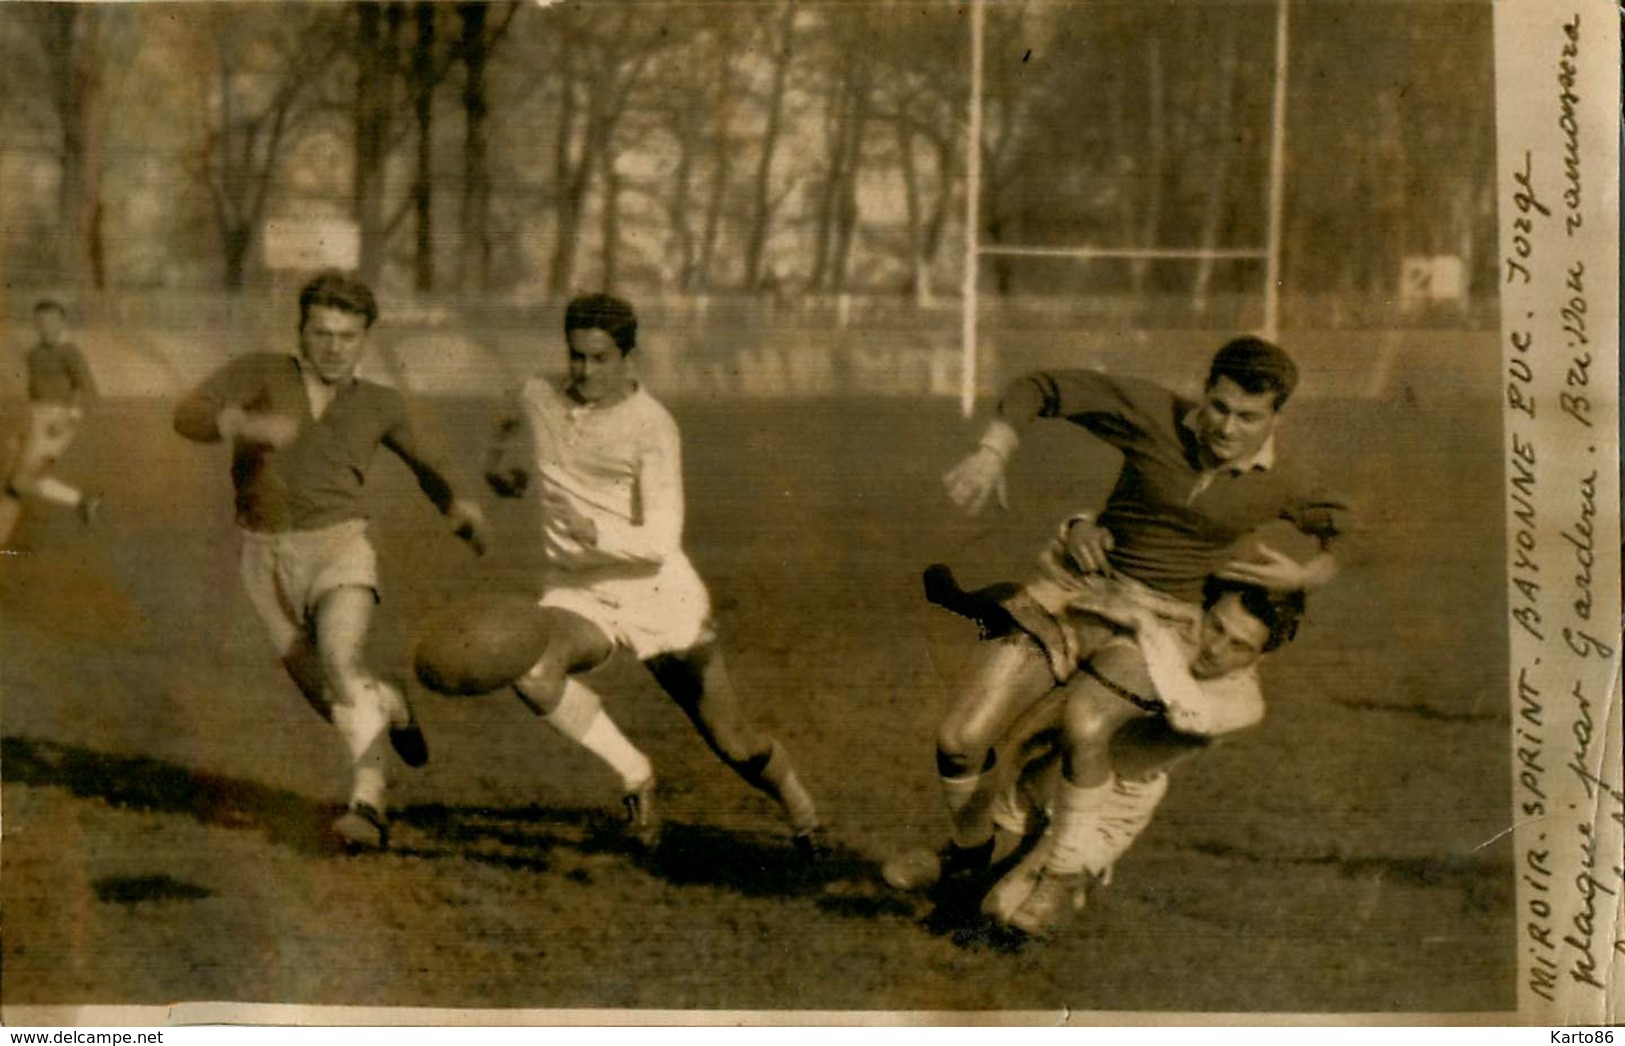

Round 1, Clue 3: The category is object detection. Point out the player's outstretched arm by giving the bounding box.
[484,395,532,498]
[173,357,292,445]
[1219,544,1338,591]
[383,415,487,555]
[942,419,1016,515]
[1235,480,1359,591]
[1061,512,1116,576]
[946,369,1168,516]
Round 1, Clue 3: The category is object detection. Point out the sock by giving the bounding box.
[546,679,652,792]
[944,772,996,850]
[333,688,391,813]
[350,742,390,813]
[32,476,81,508]
[1044,777,1116,876]
[752,742,820,833]
[942,748,999,850]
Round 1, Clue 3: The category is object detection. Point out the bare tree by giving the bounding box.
[873,10,963,302]
[352,2,405,285]
[455,1,519,293]
[16,5,108,287]
[742,0,797,292]
[646,17,728,291]
[1191,12,1240,313]
[805,5,877,294]
[198,8,342,289]
[409,1,440,293]
[692,20,741,291]
[544,7,666,295]
[978,2,1047,296]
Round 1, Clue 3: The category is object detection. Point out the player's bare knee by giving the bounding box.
[1063,701,1117,748]
[937,709,1002,773]
[514,657,569,715]
[934,737,993,780]
[710,720,771,770]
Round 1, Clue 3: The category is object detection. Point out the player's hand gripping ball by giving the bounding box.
[414,593,551,696]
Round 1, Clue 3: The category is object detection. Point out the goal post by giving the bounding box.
[960,0,1292,417]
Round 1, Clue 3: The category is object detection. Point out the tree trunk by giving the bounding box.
[1131,33,1164,295]
[411,1,437,293]
[224,227,253,289]
[667,82,699,291]
[830,55,871,293]
[354,2,400,285]
[808,70,849,292]
[895,117,925,300]
[48,6,105,288]
[548,43,597,297]
[458,2,492,293]
[551,66,611,297]
[695,27,736,291]
[743,0,795,290]
[1192,17,1238,312]
[918,132,955,299]
[601,159,621,291]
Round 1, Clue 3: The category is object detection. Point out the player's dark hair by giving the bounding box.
[564,293,638,354]
[33,299,66,318]
[298,271,379,330]
[1202,576,1306,653]
[1206,336,1298,409]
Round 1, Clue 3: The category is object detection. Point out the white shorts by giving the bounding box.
[239,520,379,656]
[1011,548,1202,684]
[541,554,715,661]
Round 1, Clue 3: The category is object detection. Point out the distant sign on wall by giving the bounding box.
[1400,254,1466,312]
[263,217,361,272]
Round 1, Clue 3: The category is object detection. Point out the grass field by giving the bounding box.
[0,331,1514,1016]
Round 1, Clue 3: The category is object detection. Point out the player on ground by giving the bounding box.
[6,300,102,531]
[173,271,487,851]
[482,294,823,853]
[932,569,1306,936]
[885,337,1356,894]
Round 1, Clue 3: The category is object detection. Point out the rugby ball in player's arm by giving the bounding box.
[414,593,550,696]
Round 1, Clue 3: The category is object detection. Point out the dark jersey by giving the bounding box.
[999,369,1358,603]
[174,353,455,532]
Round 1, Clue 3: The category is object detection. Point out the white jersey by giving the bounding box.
[1029,569,1266,737]
[1137,620,1264,737]
[500,378,687,577]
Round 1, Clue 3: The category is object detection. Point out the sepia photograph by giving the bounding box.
[0,0,1616,1026]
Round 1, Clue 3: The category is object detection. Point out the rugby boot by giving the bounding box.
[1006,867,1087,938]
[982,833,1053,923]
[622,776,662,849]
[791,824,833,861]
[380,677,429,768]
[334,801,390,851]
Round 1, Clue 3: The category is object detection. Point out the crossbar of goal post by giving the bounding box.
[959,0,1292,418]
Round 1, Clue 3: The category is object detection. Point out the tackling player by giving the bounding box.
[886,337,1356,895]
[5,300,102,535]
[173,272,487,851]
[483,293,822,852]
[934,567,1306,936]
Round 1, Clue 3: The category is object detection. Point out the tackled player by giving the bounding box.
[886,337,1358,919]
[928,564,1307,936]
